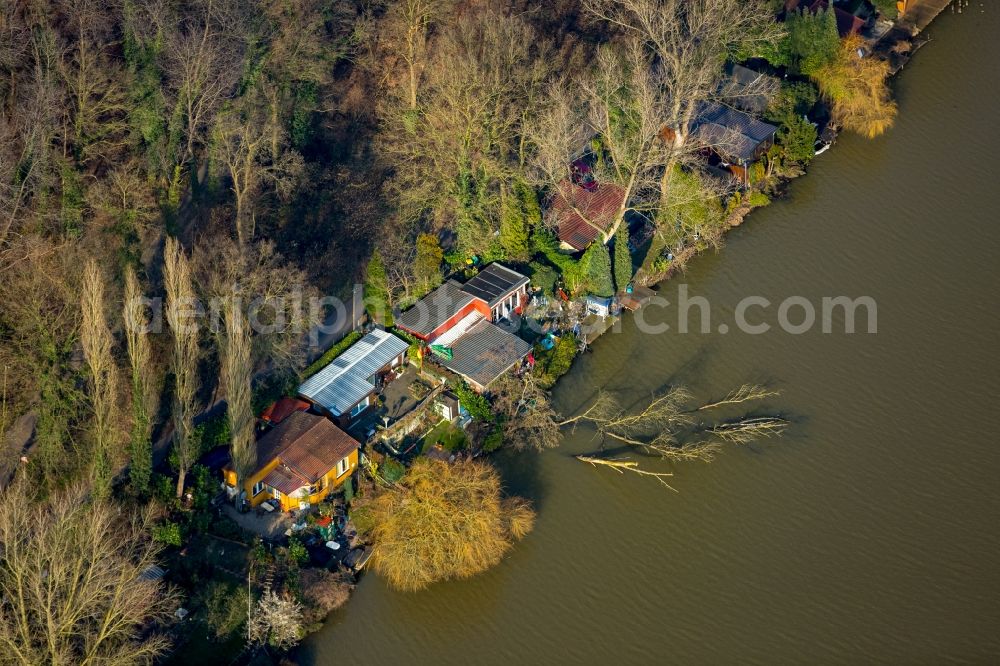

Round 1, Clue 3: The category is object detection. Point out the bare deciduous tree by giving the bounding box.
[194,235,320,374]
[80,259,121,498]
[379,0,450,110]
[221,295,255,494]
[212,97,304,246]
[123,266,159,494]
[562,383,787,488]
[0,481,174,664]
[378,8,551,252]
[163,0,246,173]
[163,237,200,498]
[491,374,562,452]
[55,0,130,165]
[248,589,303,650]
[523,0,783,262]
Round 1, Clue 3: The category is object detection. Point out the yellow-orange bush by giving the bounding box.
[815,36,897,138]
[366,458,535,592]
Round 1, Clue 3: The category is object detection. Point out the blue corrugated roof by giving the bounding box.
[298,329,409,416]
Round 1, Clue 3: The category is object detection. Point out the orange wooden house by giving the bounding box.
[223,411,359,512]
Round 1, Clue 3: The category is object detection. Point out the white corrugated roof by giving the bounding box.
[298,329,409,416]
[430,310,484,347]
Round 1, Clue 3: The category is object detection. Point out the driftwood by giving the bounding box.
[694,384,779,411]
[575,455,677,492]
[708,416,789,444]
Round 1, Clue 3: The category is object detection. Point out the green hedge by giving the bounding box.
[302,330,363,379]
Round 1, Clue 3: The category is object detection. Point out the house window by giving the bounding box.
[252,481,265,496]
[336,456,350,477]
[349,395,370,418]
[271,486,282,500]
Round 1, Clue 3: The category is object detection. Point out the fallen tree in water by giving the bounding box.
[561,384,788,488]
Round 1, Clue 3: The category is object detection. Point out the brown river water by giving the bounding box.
[299,9,1000,664]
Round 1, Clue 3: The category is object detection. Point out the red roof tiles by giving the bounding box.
[548,180,626,251]
[254,411,359,483]
[259,397,311,425]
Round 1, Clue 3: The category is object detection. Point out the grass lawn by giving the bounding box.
[420,419,467,453]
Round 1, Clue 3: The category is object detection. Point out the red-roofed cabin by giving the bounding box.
[259,397,311,426]
[548,179,627,252]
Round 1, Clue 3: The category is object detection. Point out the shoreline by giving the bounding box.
[184,6,949,664]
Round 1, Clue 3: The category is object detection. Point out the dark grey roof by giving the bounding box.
[394,281,475,337]
[460,263,529,308]
[442,320,531,389]
[298,329,408,416]
[720,64,779,114]
[691,101,778,162]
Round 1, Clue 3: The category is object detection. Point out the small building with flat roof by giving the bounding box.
[440,319,532,392]
[395,263,530,342]
[297,329,409,427]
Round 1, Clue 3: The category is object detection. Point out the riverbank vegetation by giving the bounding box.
[360,458,535,592]
[0,0,908,661]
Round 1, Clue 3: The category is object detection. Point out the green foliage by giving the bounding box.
[153,520,184,547]
[287,537,309,566]
[872,0,898,18]
[303,330,363,379]
[482,426,504,453]
[122,28,170,176]
[60,165,85,235]
[499,189,531,262]
[152,473,176,505]
[291,81,319,149]
[535,333,578,388]
[747,161,766,185]
[364,250,393,326]
[251,371,299,416]
[778,114,818,164]
[251,537,270,565]
[414,233,444,296]
[581,241,614,297]
[767,81,819,125]
[527,261,558,296]
[350,504,376,536]
[451,380,493,422]
[128,410,153,496]
[407,342,422,365]
[454,166,495,258]
[613,224,632,291]
[516,181,542,229]
[747,191,771,208]
[531,228,583,293]
[662,166,725,244]
[199,581,249,640]
[785,8,840,76]
[194,412,231,453]
[380,458,406,483]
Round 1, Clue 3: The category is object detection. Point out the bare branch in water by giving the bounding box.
[575,455,678,492]
[708,416,789,444]
[695,384,780,411]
